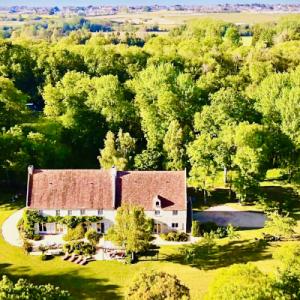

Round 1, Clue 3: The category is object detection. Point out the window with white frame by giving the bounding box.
[155,210,160,216]
[67,210,72,216]
[172,210,178,215]
[80,209,86,216]
[97,209,103,216]
[55,210,60,216]
[171,223,178,228]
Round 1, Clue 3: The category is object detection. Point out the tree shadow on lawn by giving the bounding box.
[163,239,275,271]
[0,264,122,300]
[260,186,300,212]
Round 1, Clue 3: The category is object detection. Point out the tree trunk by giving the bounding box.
[223,166,227,185]
[203,189,207,204]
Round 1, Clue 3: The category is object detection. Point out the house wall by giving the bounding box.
[36,210,116,234]
[36,209,187,234]
[145,210,187,233]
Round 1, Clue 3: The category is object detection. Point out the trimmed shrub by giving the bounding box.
[32,234,42,241]
[63,241,96,255]
[22,240,32,254]
[160,231,189,242]
[63,223,85,241]
[126,270,190,299]
[85,228,101,245]
[200,222,219,234]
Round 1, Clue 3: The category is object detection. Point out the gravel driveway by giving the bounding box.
[193,205,266,228]
[2,209,24,247]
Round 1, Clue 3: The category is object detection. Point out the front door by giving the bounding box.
[101,223,105,233]
[154,223,161,234]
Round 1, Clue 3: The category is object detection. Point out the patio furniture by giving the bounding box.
[68,254,78,262]
[74,255,83,264]
[62,253,70,260]
[79,257,87,265]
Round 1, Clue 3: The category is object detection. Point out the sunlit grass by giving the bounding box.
[0,189,299,299]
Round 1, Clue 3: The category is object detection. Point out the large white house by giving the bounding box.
[26,166,189,235]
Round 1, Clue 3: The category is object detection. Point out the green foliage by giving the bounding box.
[205,263,273,300]
[22,239,33,254]
[265,211,297,239]
[85,228,101,246]
[205,245,300,300]
[198,222,219,235]
[21,209,44,239]
[163,120,185,170]
[1,16,300,204]
[60,216,102,229]
[63,224,86,241]
[180,232,217,263]
[106,204,153,257]
[63,241,96,255]
[134,149,162,170]
[126,270,190,300]
[226,224,240,240]
[98,130,135,170]
[273,244,300,299]
[0,275,70,299]
[160,231,189,242]
[191,220,201,237]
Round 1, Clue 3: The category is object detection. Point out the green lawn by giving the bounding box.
[0,190,299,300]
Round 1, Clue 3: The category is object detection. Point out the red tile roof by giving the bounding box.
[116,171,186,210]
[27,169,114,209]
[27,168,187,211]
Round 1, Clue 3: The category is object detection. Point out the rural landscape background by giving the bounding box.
[0,1,300,299]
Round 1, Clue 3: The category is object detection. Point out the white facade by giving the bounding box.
[35,208,187,235]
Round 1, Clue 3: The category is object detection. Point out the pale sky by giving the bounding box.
[1,0,299,7]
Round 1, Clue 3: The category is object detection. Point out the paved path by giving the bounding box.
[2,209,24,247]
[193,205,266,228]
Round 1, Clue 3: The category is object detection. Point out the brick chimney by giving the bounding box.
[110,166,117,208]
[26,165,34,207]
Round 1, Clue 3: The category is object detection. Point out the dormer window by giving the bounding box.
[153,195,161,209]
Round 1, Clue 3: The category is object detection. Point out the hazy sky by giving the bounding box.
[1,0,299,6]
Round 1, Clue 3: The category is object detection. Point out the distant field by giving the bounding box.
[88,11,300,28]
[1,11,299,29]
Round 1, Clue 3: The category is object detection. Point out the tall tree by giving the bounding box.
[106,204,153,261]
[98,130,135,170]
[163,120,185,170]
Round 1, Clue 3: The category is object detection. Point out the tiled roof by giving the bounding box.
[116,171,186,210]
[27,168,187,211]
[27,169,114,209]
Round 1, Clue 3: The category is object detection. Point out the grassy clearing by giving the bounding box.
[0,189,299,299]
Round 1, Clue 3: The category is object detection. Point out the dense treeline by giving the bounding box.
[1,16,300,202]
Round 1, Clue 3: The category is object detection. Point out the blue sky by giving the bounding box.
[1,0,299,6]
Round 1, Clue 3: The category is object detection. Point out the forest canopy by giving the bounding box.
[1,16,300,202]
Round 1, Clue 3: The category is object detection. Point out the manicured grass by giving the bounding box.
[0,190,299,300]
